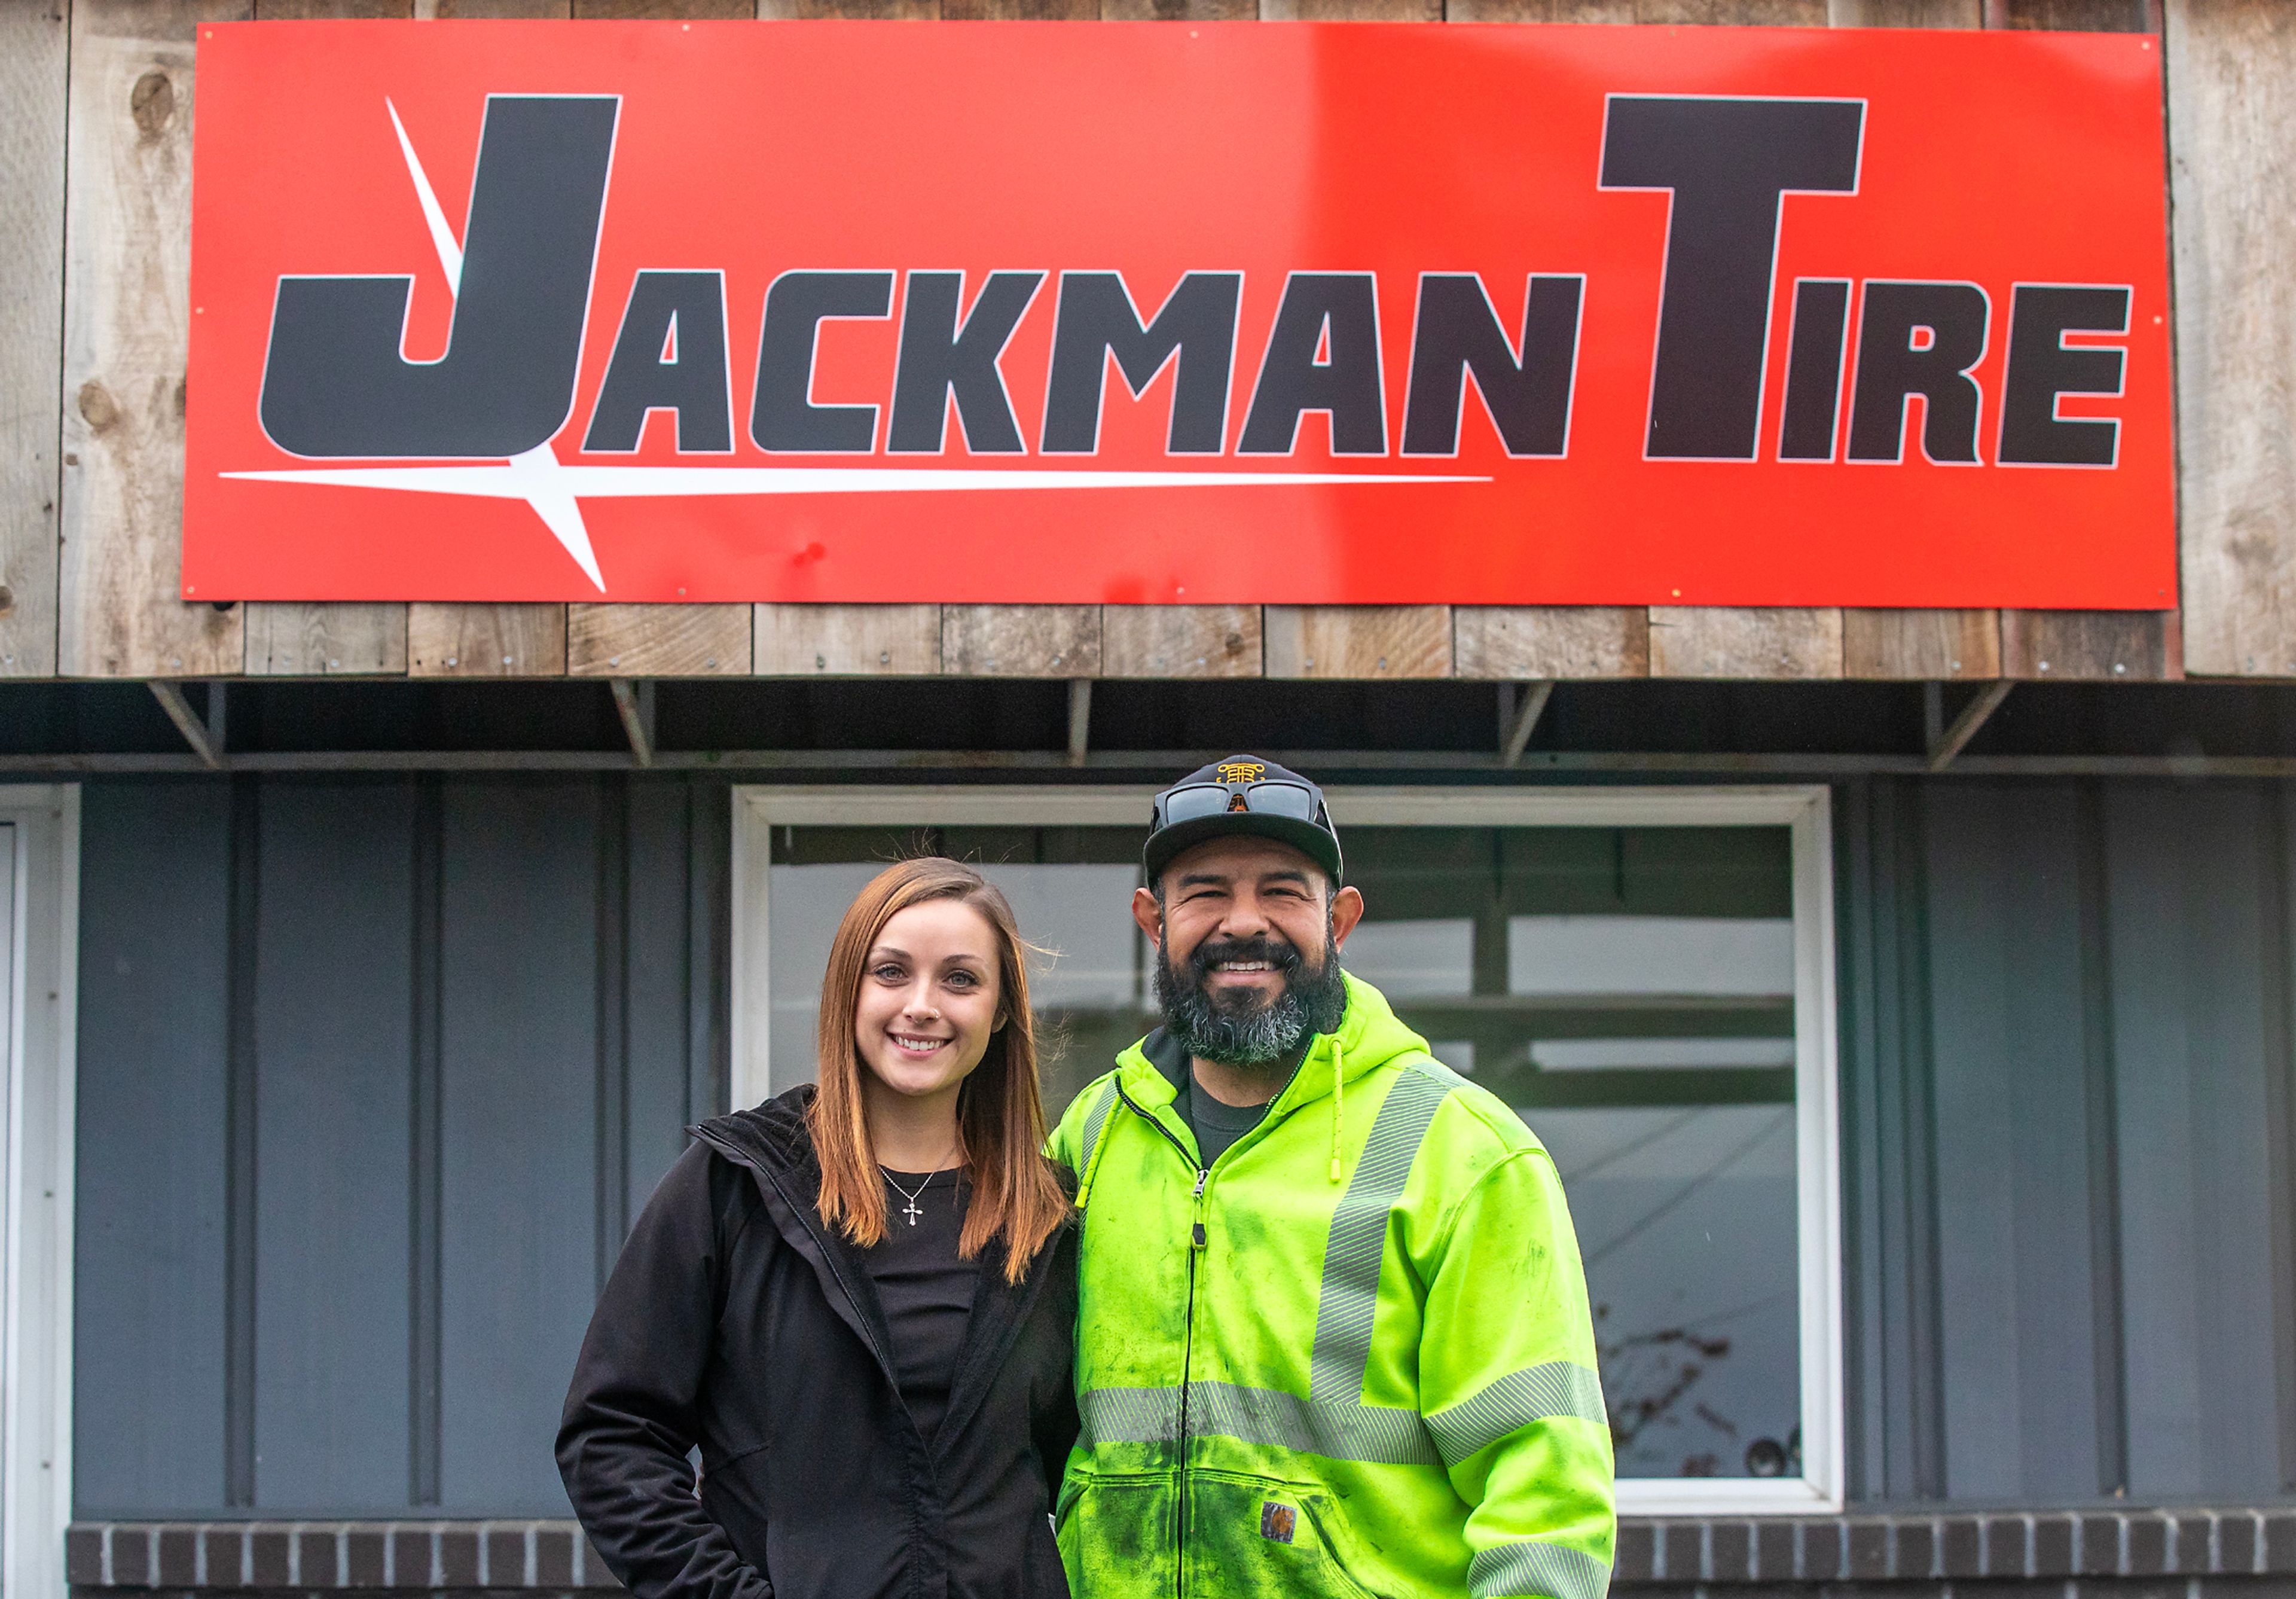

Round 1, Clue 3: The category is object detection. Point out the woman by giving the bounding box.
[559,858,1077,1599]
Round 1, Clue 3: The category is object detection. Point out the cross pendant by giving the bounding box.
[902,1198,923,1226]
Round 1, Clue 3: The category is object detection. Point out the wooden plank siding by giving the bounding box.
[3,0,2246,686]
[0,0,68,676]
[60,0,249,677]
[2169,0,2296,677]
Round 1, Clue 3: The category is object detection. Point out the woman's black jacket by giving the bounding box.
[557,1088,1079,1599]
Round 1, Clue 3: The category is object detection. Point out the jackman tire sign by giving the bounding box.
[184,20,2173,606]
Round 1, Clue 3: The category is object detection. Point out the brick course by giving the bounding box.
[63,1512,2296,1594]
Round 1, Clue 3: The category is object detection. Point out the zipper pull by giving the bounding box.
[1191,1168,1209,1250]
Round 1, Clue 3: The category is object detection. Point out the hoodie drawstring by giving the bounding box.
[1328,1036,1345,1183]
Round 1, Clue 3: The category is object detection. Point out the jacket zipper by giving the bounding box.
[1113,1082,1207,1599]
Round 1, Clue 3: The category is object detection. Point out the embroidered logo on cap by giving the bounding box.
[1217,761,1266,785]
[1259,1502,1297,1544]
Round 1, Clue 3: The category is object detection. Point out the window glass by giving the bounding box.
[767,819,1802,1482]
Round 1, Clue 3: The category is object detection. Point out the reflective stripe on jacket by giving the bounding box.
[1047,973,1614,1599]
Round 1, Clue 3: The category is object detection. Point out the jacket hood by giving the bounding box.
[691,1083,817,1179]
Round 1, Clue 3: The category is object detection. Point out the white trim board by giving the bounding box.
[731,782,1843,1515]
[0,786,78,1599]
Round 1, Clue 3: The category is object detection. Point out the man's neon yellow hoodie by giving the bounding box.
[1048,973,1615,1599]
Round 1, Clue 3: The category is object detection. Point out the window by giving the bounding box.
[734,785,1842,1513]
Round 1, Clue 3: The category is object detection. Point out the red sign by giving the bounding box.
[185,20,2173,607]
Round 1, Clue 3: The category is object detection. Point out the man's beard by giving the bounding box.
[1154,926,1349,1074]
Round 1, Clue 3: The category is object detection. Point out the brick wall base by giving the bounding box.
[65,1510,2296,1594]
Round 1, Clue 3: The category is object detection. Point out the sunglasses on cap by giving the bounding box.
[1152,779,1326,829]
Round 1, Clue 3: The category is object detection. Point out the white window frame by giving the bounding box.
[731,782,1843,1515]
[0,786,79,1599]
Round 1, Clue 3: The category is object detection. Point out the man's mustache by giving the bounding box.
[1185,934,1305,981]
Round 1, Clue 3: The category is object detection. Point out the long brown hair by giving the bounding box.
[805,857,1068,1281]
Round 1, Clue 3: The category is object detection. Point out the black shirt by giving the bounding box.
[863,1168,979,1443]
[1178,1071,1272,1168]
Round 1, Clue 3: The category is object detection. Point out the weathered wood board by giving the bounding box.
[1999,609,2174,680]
[2169,0,2295,677]
[407,602,569,676]
[1102,606,1262,678]
[756,603,944,675]
[1842,609,2001,679]
[0,1,67,676]
[59,0,249,678]
[1454,608,1650,679]
[569,604,752,675]
[1264,606,1452,678]
[243,602,408,674]
[942,606,1102,676]
[1647,607,1845,678]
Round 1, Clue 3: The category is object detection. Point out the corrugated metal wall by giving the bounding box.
[69,774,2296,1517]
[72,777,728,1518]
[1837,778,2296,1508]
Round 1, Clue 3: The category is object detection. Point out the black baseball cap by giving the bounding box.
[1143,756,1344,888]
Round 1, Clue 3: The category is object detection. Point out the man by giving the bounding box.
[1049,756,1614,1599]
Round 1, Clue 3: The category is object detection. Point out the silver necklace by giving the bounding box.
[881,1152,955,1226]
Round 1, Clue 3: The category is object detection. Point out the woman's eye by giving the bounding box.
[945,971,977,988]
[873,963,905,982]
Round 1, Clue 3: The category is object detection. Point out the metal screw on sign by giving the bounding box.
[1378,657,1388,670]
[2038,660,2051,672]
[445,657,458,667]
[502,655,513,666]
[880,652,891,666]
[817,655,827,669]
[706,658,718,669]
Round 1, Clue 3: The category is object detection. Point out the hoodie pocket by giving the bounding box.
[1183,1469,1385,1599]
[1056,1471,1177,1599]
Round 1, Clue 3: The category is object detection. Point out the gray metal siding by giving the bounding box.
[74,782,234,1516]
[251,780,417,1511]
[2102,783,2290,1500]
[1840,777,2296,1507]
[73,776,726,1519]
[72,771,2295,1515]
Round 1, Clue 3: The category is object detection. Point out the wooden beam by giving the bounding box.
[755,603,941,676]
[1264,606,1452,679]
[243,602,407,675]
[1647,607,1844,679]
[0,0,68,676]
[569,604,750,676]
[609,679,656,768]
[1500,681,1556,766]
[1102,606,1261,678]
[1926,679,2014,771]
[942,606,1101,677]
[1454,608,1649,679]
[59,0,249,678]
[2169,0,2296,676]
[1067,679,1092,767]
[148,679,222,769]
